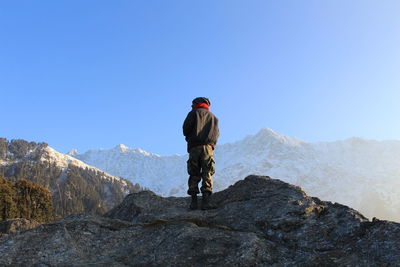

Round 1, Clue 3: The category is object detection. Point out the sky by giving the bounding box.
[1,0,400,155]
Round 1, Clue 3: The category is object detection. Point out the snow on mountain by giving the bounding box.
[72,128,400,221]
[41,146,130,188]
[0,139,140,216]
[67,149,78,156]
[74,144,186,195]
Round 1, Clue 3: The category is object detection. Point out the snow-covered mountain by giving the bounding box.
[0,139,139,216]
[72,128,400,222]
[71,144,187,195]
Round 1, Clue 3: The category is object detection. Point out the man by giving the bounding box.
[183,97,219,210]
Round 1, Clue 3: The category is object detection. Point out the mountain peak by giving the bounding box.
[67,149,78,156]
[257,127,278,135]
[114,144,130,153]
[252,128,305,146]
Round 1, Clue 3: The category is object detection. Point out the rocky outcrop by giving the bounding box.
[0,175,399,266]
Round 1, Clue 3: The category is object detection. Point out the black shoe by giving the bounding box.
[201,192,217,210]
[190,194,198,210]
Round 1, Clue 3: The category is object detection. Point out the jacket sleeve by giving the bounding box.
[183,111,195,138]
[213,116,220,145]
[215,117,220,141]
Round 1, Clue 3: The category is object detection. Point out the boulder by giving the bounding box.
[0,218,40,235]
[0,175,399,266]
[0,218,40,240]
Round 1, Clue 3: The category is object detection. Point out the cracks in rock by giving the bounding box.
[62,223,88,260]
[153,226,183,263]
[153,224,167,263]
[141,217,274,250]
[92,220,133,231]
[216,194,285,206]
[142,217,236,233]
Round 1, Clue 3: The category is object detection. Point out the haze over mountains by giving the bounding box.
[71,128,400,222]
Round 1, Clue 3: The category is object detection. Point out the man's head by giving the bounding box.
[192,97,211,106]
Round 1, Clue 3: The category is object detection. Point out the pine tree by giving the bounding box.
[0,177,53,223]
[0,178,17,220]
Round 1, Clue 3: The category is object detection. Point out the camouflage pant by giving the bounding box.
[187,145,215,195]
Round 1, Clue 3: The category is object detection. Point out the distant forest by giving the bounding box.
[0,138,142,219]
[0,178,53,223]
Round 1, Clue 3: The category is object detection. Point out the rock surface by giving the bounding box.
[0,218,40,239]
[1,175,400,266]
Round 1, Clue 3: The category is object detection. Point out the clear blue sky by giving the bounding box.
[1,0,399,155]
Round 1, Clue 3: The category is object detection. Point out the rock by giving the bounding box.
[0,175,399,266]
[0,218,40,239]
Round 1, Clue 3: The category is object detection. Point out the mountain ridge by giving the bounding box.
[72,128,400,222]
[0,138,141,217]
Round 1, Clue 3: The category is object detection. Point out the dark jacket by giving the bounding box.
[183,108,219,152]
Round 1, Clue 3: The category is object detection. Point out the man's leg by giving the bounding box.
[187,147,202,209]
[200,145,215,194]
[200,145,216,210]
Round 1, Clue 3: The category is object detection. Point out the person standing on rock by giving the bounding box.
[183,97,219,210]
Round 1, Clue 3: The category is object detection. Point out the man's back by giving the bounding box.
[183,107,219,152]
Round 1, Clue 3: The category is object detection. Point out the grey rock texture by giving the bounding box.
[0,175,400,266]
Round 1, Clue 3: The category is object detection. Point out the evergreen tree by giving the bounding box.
[0,177,53,223]
[0,177,17,220]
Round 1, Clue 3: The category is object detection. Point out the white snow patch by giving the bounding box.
[40,146,129,187]
[67,149,78,156]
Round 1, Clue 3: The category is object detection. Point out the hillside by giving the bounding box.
[72,128,400,221]
[0,138,141,217]
[0,175,399,266]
